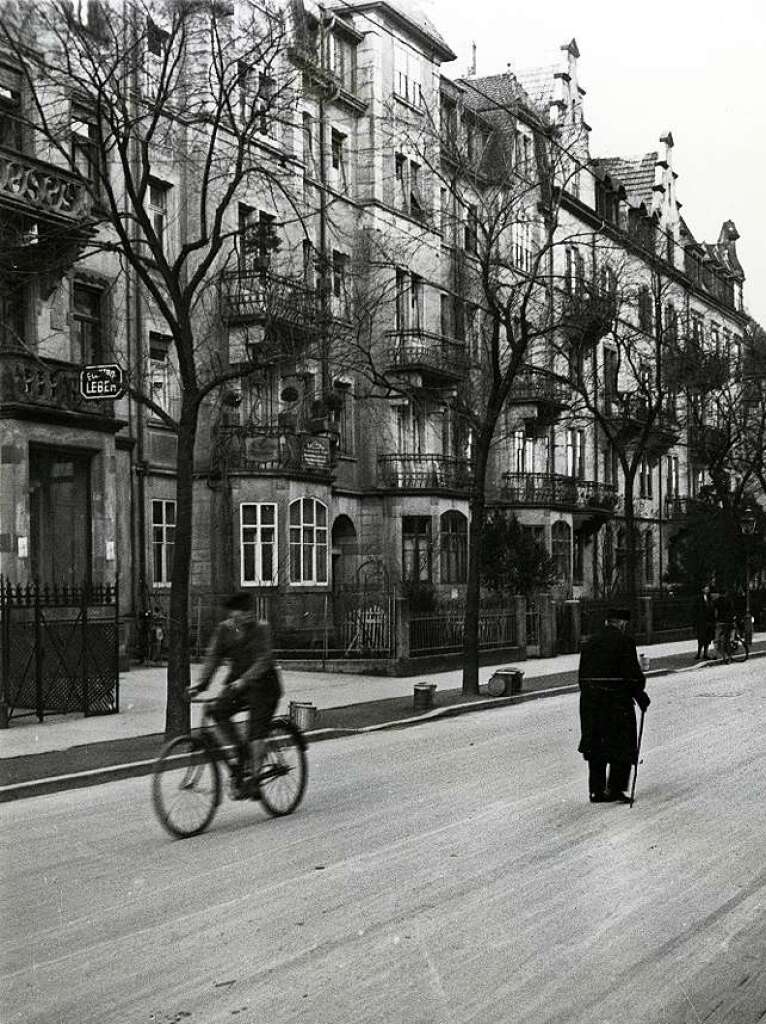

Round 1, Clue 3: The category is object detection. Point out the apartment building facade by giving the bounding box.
[0,0,752,653]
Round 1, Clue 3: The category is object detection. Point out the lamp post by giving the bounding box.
[740,504,757,643]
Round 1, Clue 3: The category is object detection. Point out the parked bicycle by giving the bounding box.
[152,695,307,838]
[714,618,750,664]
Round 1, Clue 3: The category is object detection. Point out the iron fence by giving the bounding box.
[651,596,695,635]
[0,578,119,726]
[409,603,517,657]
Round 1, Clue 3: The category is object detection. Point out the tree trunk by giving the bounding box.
[164,399,199,738]
[622,480,639,604]
[462,448,489,695]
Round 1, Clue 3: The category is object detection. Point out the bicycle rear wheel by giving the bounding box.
[731,636,749,663]
[152,734,221,838]
[259,718,307,817]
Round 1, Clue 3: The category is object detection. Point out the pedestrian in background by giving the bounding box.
[714,589,735,656]
[577,608,651,804]
[693,583,715,660]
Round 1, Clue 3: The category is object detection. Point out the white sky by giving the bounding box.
[426,0,765,326]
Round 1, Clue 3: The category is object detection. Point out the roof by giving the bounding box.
[513,64,560,111]
[326,0,456,61]
[592,153,657,207]
[457,72,542,126]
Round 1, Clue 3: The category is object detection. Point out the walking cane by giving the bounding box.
[629,707,646,808]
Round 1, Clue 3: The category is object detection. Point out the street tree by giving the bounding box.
[1,0,306,736]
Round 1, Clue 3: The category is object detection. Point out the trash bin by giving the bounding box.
[413,683,437,711]
[487,669,524,696]
[289,701,317,731]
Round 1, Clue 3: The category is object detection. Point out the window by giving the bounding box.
[0,281,26,346]
[330,129,347,191]
[440,511,467,584]
[0,65,22,151]
[690,313,704,348]
[241,503,277,586]
[638,286,653,334]
[302,112,316,177]
[573,530,585,586]
[639,457,653,499]
[603,443,617,486]
[152,499,175,586]
[328,32,356,92]
[403,515,432,581]
[512,429,534,474]
[289,498,328,584]
[330,380,354,455]
[237,60,257,126]
[409,273,422,330]
[71,102,99,186]
[566,428,584,479]
[551,521,571,585]
[464,203,478,254]
[302,239,315,289]
[512,215,532,272]
[666,455,680,498]
[147,178,170,258]
[395,268,408,331]
[665,303,678,344]
[409,160,424,220]
[604,349,619,409]
[514,132,532,176]
[145,18,169,101]
[644,529,655,585]
[394,45,421,106]
[149,332,179,419]
[72,284,102,363]
[710,323,721,356]
[257,71,276,136]
[332,250,349,319]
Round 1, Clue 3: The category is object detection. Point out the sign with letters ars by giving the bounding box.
[80,363,126,401]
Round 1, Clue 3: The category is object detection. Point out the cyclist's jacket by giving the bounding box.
[197,614,273,692]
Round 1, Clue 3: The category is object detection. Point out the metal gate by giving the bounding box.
[0,579,119,727]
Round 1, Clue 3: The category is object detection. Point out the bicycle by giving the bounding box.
[151,695,308,838]
[715,621,750,664]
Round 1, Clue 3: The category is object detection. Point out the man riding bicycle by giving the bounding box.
[189,591,282,799]
[714,590,735,658]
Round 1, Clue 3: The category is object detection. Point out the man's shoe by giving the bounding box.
[605,791,632,804]
[589,792,609,803]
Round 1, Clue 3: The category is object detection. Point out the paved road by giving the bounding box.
[2,660,765,1024]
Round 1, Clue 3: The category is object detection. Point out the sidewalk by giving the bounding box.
[1,635,764,800]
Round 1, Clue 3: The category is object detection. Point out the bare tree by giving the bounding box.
[1,0,307,735]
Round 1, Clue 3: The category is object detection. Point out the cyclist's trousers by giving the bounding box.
[212,666,282,751]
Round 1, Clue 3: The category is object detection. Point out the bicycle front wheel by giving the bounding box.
[152,734,221,838]
[259,718,308,817]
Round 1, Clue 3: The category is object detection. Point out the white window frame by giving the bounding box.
[148,332,179,419]
[152,499,175,587]
[240,502,278,586]
[289,497,329,585]
[147,177,171,258]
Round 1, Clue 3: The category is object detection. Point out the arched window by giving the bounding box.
[440,511,468,584]
[644,528,655,585]
[551,521,571,584]
[289,498,328,584]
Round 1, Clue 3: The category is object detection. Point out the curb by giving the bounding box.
[2,651,763,803]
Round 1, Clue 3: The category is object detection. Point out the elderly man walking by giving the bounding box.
[577,607,651,804]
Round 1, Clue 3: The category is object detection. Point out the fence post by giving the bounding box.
[395,597,410,663]
[82,586,89,716]
[0,579,8,729]
[114,574,120,714]
[640,596,653,644]
[34,583,44,723]
[514,596,527,660]
[539,594,556,657]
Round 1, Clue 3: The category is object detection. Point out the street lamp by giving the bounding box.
[740,503,758,643]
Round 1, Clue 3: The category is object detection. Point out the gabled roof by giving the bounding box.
[592,154,657,207]
[326,0,456,61]
[513,64,561,111]
[457,72,544,127]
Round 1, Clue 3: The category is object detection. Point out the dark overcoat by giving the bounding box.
[577,624,646,763]
[693,594,715,644]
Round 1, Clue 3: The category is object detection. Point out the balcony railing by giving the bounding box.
[508,367,570,406]
[219,268,319,330]
[561,285,616,346]
[499,472,618,513]
[378,453,473,492]
[664,496,705,521]
[688,422,728,460]
[0,350,114,420]
[385,329,469,383]
[605,394,681,453]
[0,145,92,223]
[213,425,332,478]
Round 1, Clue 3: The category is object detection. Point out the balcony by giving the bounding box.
[605,394,680,456]
[384,329,469,387]
[688,422,728,461]
[0,146,92,225]
[219,269,319,334]
[664,496,706,521]
[506,366,570,431]
[378,453,473,493]
[0,350,117,428]
[498,472,618,517]
[561,286,616,347]
[212,424,333,480]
